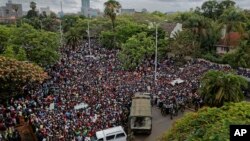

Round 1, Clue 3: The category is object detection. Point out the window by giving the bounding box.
[106,135,115,140]
[97,138,103,141]
[116,133,125,138]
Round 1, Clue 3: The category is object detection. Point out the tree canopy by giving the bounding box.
[0,24,60,67]
[161,102,250,141]
[0,56,48,97]
[199,70,248,107]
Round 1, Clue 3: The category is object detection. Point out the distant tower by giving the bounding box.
[60,0,64,17]
[81,0,90,17]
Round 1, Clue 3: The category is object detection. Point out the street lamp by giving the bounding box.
[146,20,168,86]
[87,19,91,56]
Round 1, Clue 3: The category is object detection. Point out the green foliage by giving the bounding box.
[219,7,247,34]
[200,70,248,107]
[161,102,250,141]
[115,22,147,44]
[223,41,250,68]
[62,15,83,32]
[16,47,27,61]
[0,24,60,67]
[0,25,12,53]
[170,30,200,60]
[202,53,224,64]
[100,30,118,49]
[2,45,15,59]
[118,32,154,70]
[26,1,38,18]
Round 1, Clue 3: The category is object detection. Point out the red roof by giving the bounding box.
[218,32,241,47]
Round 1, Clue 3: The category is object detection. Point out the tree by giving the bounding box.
[201,0,219,20]
[2,45,15,59]
[7,24,60,67]
[199,70,248,107]
[0,25,12,53]
[26,1,38,18]
[219,7,247,35]
[104,0,121,30]
[0,56,48,97]
[65,28,82,50]
[184,14,210,43]
[118,32,154,70]
[170,30,200,60]
[161,102,250,141]
[217,0,236,15]
[100,30,117,49]
[223,40,250,68]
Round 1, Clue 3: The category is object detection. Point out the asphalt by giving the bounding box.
[134,106,190,141]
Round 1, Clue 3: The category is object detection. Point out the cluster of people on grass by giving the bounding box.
[1,39,250,141]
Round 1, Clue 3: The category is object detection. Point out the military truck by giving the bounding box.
[129,92,152,135]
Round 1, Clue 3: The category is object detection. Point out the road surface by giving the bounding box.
[134,106,190,141]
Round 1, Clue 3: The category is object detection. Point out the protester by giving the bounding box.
[1,39,249,140]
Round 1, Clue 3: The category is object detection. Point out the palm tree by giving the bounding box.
[184,14,210,41]
[65,28,82,50]
[104,0,121,31]
[200,70,248,107]
[219,7,247,43]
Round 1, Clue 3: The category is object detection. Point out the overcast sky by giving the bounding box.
[0,0,249,13]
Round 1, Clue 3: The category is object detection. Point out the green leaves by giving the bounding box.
[0,24,60,67]
[118,32,154,70]
[200,70,248,107]
[161,102,250,141]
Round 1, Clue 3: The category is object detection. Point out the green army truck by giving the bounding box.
[129,92,152,135]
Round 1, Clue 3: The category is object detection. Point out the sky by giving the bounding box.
[0,0,250,13]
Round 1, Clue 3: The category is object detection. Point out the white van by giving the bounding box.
[91,126,127,141]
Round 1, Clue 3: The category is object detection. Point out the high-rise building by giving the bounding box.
[81,0,90,17]
[82,0,90,9]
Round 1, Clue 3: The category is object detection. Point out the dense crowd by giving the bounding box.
[0,39,250,141]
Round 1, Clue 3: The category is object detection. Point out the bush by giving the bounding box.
[202,53,224,64]
[160,102,250,141]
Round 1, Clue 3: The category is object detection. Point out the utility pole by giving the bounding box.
[59,0,63,47]
[154,23,158,84]
[87,20,91,55]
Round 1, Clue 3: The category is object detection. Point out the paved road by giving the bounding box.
[134,106,190,141]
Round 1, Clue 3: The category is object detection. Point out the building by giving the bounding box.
[88,8,100,17]
[0,0,22,23]
[120,9,135,15]
[216,32,241,54]
[160,22,183,38]
[40,7,51,15]
[81,0,90,17]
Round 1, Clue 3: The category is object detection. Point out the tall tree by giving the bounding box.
[27,1,38,18]
[118,32,154,70]
[219,7,247,35]
[201,0,219,20]
[0,56,48,97]
[104,0,121,30]
[200,70,248,107]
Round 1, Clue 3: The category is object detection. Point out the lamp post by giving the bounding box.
[87,20,91,55]
[154,23,158,84]
[146,20,167,93]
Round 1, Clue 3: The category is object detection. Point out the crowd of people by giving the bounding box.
[1,39,250,141]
